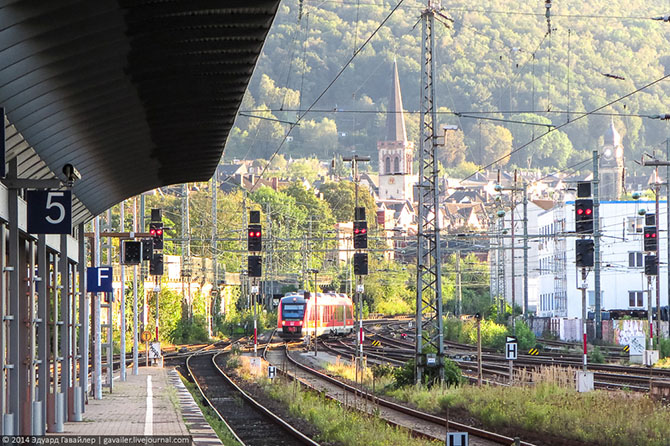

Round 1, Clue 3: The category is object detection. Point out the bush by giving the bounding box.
[659,338,670,359]
[168,315,209,344]
[515,321,536,351]
[588,346,605,364]
[392,359,463,388]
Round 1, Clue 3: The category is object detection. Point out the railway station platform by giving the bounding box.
[49,366,221,446]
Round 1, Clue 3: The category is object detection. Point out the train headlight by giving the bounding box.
[299,320,303,325]
[282,321,286,326]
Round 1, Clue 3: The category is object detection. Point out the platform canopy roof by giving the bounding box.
[0,0,280,225]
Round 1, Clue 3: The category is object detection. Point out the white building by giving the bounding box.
[499,197,669,318]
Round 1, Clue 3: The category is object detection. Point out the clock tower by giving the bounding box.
[599,119,624,201]
[378,61,415,202]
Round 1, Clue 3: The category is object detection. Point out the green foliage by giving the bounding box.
[445,317,521,352]
[659,338,670,359]
[588,346,605,364]
[266,380,436,446]
[391,359,464,388]
[514,321,537,351]
[392,360,416,388]
[371,364,394,379]
[168,315,209,344]
[224,0,670,178]
[363,261,413,315]
[216,308,277,337]
[442,253,490,317]
[319,181,377,225]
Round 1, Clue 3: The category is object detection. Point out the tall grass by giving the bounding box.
[266,380,439,446]
[384,366,670,446]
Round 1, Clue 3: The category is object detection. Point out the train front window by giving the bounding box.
[282,303,305,319]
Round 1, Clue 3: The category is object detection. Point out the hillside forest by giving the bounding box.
[223,0,670,177]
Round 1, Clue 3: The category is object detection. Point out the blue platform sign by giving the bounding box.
[26,190,72,234]
[87,267,114,293]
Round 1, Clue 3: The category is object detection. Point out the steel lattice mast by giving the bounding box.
[415,0,444,383]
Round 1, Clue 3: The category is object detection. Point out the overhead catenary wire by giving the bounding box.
[461,73,670,182]
[250,0,407,191]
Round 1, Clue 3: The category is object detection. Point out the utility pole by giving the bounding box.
[639,155,670,344]
[593,150,602,340]
[211,174,218,334]
[416,0,445,383]
[510,171,517,334]
[343,154,370,374]
[581,268,587,371]
[523,182,529,317]
[132,198,139,376]
[656,170,661,348]
[456,250,461,317]
[93,216,102,399]
[119,201,126,382]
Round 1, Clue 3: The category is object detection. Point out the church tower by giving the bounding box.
[599,119,624,200]
[378,61,415,202]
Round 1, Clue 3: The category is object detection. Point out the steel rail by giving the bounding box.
[281,345,535,446]
[210,351,321,446]
[185,352,246,446]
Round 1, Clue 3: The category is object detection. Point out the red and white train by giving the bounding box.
[277,291,355,339]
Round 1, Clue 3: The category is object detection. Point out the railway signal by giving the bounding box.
[141,238,153,260]
[248,255,262,277]
[353,252,368,275]
[122,240,142,265]
[248,224,262,251]
[645,255,658,276]
[575,199,594,234]
[575,239,594,268]
[353,220,368,249]
[149,222,164,250]
[149,253,164,276]
[644,226,657,251]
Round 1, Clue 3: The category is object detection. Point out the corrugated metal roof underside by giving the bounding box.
[0,0,279,224]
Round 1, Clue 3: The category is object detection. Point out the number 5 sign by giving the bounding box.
[26,190,72,234]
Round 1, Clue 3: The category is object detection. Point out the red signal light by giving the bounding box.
[150,229,156,236]
[157,229,163,236]
[361,228,366,234]
[585,209,592,215]
[652,233,657,238]
[646,233,650,238]
[577,209,583,215]
[354,228,359,234]
[255,231,261,237]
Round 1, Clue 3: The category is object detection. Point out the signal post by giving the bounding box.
[575,182,595,391]
[247,210,262,355]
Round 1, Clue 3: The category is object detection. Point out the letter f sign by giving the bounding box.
[98,267,110,287]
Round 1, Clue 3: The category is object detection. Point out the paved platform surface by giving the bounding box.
[50,365,222,445]
[168,370,222,446]
[57,367,188,436]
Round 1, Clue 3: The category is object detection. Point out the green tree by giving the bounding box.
[319,181,377,225]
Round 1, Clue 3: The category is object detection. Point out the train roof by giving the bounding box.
[280,292,351,305]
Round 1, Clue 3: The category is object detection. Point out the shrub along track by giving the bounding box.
[186,351,320,446]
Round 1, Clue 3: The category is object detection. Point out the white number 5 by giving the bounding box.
[45,192,65,225]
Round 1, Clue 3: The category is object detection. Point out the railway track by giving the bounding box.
[186,350,320,446]
[265,338,534,446]
[352,330,667,391]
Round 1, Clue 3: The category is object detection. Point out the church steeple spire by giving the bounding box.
[385,59,407,142]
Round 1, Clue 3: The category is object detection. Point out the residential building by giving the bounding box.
[499,197,669,318]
